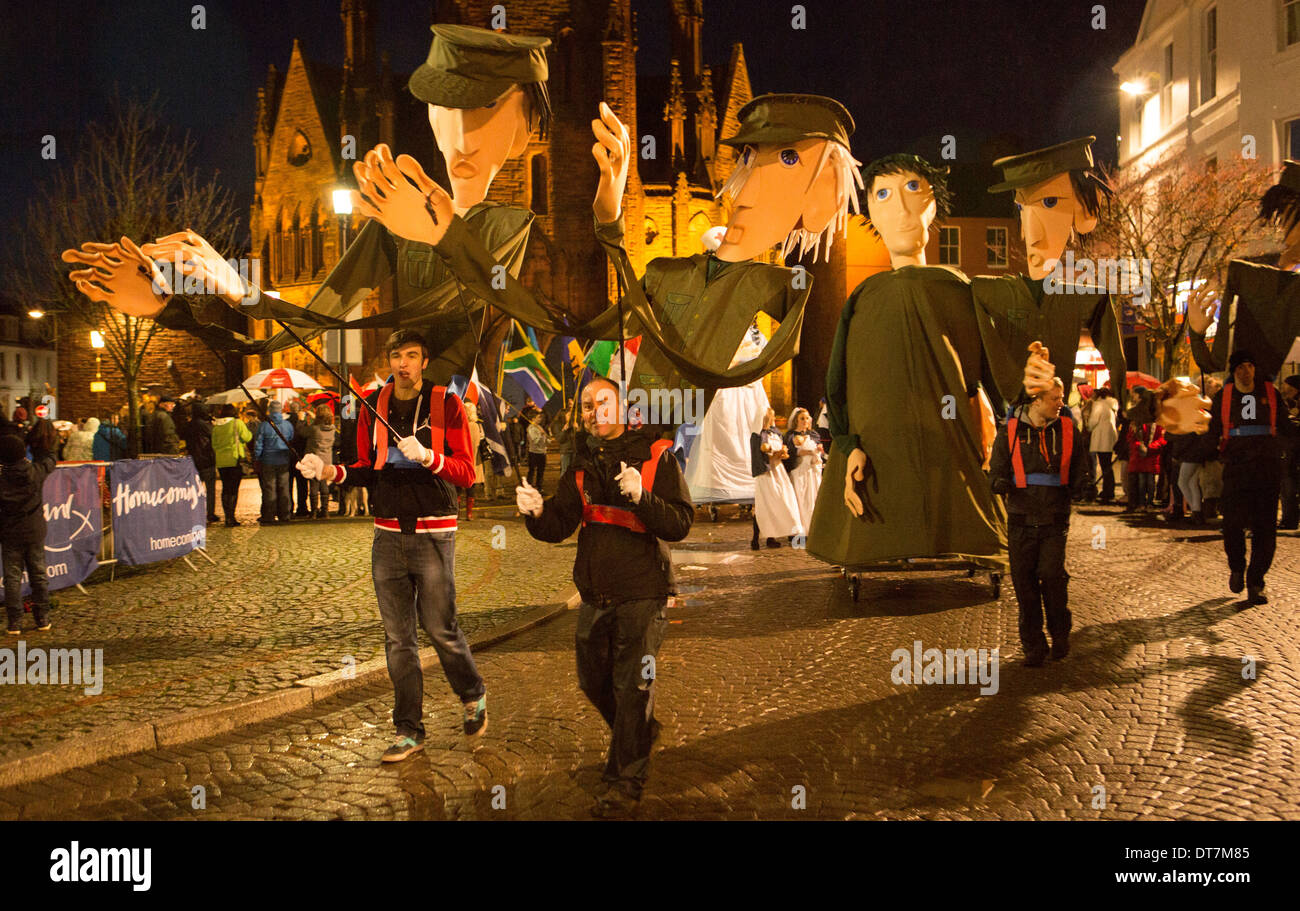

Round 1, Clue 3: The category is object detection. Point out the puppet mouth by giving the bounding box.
[450,158,479,178]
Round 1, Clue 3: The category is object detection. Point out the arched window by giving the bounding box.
[292,207,304,278]
[310,203,323,274]
[644,217,660,246]
[530,154,549,214]
[273,209,284,282]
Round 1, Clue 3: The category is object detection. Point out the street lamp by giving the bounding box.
[27,308,44,319]
[90,330,105,349]
[331,185,355,396]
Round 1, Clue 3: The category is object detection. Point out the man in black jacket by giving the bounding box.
[1,431,58,633]
[181,402,219,524]
[990,377,1092,666]
[1206,350,1297,605]
[517,376,694,818]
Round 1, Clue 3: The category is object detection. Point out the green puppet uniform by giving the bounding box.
[1189,257,1300,378]
[806,265,1009,570]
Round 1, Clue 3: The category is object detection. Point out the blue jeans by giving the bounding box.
[3,540,47,627]
[258,463,291,522]
[372,529,484,739]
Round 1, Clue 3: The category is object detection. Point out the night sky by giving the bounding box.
[0,0,1145,234]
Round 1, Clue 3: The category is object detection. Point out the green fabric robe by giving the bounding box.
[807,266,1008,570]
[1189,257,1300,378]
[971,273,1128,410]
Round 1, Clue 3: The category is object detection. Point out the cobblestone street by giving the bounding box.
[0,480,574,761]
[2,502,1297,820]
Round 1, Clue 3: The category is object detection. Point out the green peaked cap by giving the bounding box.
[720,93,854,149]
[408,24,550,109]
[989,136,1098,194]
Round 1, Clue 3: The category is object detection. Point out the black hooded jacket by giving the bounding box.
[525,427,694,603]
[0,446,57,545]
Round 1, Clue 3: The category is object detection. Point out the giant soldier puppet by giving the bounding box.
[806,154,1010,572]
[970,137,1127,411]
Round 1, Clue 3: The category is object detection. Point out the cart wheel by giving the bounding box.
[990,573,1002,598]
[849,575,861,602]
[709,505,719,522]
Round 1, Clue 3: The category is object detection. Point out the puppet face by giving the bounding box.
[388,343,430,393]
[717,139,838,263]
[866,171,937,261]
[1014,172,1098,281]
[581,381,624,439]
[428,86,532,208]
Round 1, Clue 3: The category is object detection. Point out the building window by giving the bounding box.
[1203,7,1217,103]
[644,217,659,246]
[1161,42,1174,130]
[986,226,1008,268]
[530,154,549,215]
[15,354,20,380]
[311,212,323,274]
[0,353,5,381]
[292,210,305,279]
[1287,118,1300,159]
[939,226,961,265]
[1287,0,1300,47]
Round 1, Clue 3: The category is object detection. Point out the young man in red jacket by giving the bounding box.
[298,330,486,761]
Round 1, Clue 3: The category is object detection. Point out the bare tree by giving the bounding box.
[7,93,243,455]
[1086,150,1280,378]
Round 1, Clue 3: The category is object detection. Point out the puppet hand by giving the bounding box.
[397,435,435,468]
[516,479,543,517]
[1024,341,1056,396]
[350,145,450,246]
[1186,280,1220,335]
[591,101,631,223]
[139,230,248,305]
[63,238,172,318]
[617,460,643,504]
[1155,378,1212,434]
[844,447,883,523]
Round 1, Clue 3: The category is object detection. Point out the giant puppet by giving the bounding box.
[806,153,1010,570]
[63,24,563,386]
[970,137,1128,409]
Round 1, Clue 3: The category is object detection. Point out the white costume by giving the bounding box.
[784,410,823,530]
[753,426,803,539]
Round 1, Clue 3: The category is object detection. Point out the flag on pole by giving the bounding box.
[450,370,511,475]
[503,321,561,406]
[584,337,641,378]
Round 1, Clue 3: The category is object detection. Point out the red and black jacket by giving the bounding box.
[334,381,476,533]
[990,409,1092,526]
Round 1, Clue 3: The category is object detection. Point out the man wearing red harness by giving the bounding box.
[990,377,1092,666]
[1206,350,1297,605]
[297,330,486,762]
[517,376,693,818]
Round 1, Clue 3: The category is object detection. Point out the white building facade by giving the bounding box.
[1115,0,1300,169]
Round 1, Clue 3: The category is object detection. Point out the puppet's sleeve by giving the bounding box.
[1087,294,1129,408]
[825,293,860,456]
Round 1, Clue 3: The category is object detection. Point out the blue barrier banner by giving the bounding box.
[0,464,102,601]
[110,458,207,566]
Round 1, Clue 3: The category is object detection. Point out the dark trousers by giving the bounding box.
[3,539,48,626]
[575,597,668,797]
[1008,523,1071,658]
[1221,483,1279,586]
[218,466,242,522]
[292,465,310,514]
[198,466,217,521]
[309,478,331,514]
[1094,451,1115,500]
[372,529,484,739]
[1280,460,1300,527]
[258,463,291,523]
[1133,471,1155,507]
[527,452,546,489]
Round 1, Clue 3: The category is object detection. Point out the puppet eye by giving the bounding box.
[905,179,920,191]
[1042,197,1059,209]
[874,187,891,201]
[780,148,800,167]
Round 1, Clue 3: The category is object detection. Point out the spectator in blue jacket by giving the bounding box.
[92,414,128,461]
[253,400,294,525]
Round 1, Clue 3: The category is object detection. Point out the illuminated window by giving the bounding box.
[1203,7,1217,103]
[1161,43,1174,130]
[1287,0,1300,47]
[939,226,960,266]
[986,226,1008,268]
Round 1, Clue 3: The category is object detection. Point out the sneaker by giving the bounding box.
[1229,570,1245,594]
[591,785,640,819]
[34,614,51,632]
[1247,584,1268,605]
[6,622,19,636]
[380,735,424,763]
[463,695,487,737]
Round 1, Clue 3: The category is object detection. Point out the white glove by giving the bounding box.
[616,461,643,504]
[398,435,436,468]
[516,478,543,517]
[296,453,335,482]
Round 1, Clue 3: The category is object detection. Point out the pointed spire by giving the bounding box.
[664,59,687,164]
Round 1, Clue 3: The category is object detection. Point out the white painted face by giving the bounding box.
[428,86,532,207]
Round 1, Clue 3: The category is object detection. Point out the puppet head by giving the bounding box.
[716,94,862,264]
[863,154,952,268]
[408,24,551,208]
[1259,159,1300,249]
[989,137,1111,281]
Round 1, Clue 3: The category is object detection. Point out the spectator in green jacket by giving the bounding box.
[212,404,252,527]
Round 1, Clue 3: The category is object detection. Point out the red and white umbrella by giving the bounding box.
[243,367,323,390]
